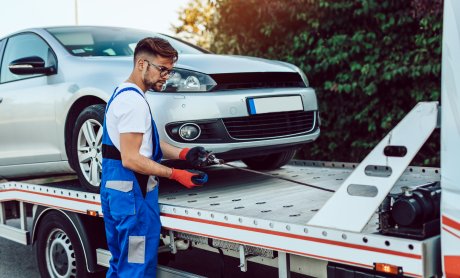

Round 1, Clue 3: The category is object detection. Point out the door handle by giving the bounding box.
[0,97,3,104]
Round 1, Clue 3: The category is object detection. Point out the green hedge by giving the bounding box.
[178,0,443,165]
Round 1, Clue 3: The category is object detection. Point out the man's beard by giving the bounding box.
[151,81,165,92]
[143,73,164,92]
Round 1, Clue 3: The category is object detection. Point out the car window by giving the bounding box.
[46,26,207,57]
[0,39,4,77]
[0,33,54,83]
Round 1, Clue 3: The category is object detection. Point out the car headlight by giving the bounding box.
[162,68,217,92]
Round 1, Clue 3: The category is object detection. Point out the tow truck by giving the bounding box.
[1,0,459,277]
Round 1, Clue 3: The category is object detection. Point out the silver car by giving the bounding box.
[0,26,320,192]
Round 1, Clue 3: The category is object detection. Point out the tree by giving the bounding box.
[173,0,217,49]
[176,0,443,165]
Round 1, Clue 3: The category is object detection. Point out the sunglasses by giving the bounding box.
[143,59,175,78]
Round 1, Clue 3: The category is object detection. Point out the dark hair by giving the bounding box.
[134,37,178,63]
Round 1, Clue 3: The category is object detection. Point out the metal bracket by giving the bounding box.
[169,230,177,254]
[19,201,27,231]
[278,252,291,278]
[238,245,257,272]
[0,202,5,224]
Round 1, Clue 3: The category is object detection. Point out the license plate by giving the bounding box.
[247,95,303,115]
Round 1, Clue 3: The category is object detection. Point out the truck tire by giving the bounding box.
[71,104,105,193]
[242,149,297,170]
[35,211,88,278]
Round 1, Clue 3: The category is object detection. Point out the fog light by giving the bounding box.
[179,123,201,141]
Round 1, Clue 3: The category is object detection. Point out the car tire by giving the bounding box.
[71,104,105,193]
[242,149,297,170]
[35,211,88,278]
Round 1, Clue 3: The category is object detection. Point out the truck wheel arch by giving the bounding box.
[32,207,100,273]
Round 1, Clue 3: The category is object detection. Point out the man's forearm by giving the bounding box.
[122,153,172,178]
[160,141,182,160]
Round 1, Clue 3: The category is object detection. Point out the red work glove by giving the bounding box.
[179,146,209,167]
[169,168,208,189]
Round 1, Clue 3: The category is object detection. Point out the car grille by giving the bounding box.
[210,72,306,91]
[222,111,316,140]
[197,121,223,140]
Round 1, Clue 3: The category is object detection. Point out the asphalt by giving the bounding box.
[0,236,39,277]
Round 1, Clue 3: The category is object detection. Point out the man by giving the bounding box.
[100,37,209,277]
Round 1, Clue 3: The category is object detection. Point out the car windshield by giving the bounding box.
[46,26,208,57]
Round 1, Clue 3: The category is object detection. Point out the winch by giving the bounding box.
[379,182,441,239]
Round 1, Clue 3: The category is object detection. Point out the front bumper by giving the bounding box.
[147,87,319,154]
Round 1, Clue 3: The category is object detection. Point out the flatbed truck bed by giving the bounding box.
[0,160,441,277]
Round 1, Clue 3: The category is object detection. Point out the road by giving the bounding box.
[0,235,39,277]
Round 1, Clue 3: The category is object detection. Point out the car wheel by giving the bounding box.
[35,211,88,278]
[71,104,105,193]
[242,149,297,170]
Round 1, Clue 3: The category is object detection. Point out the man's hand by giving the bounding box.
[169,168,208,189]
[179,146,209,167]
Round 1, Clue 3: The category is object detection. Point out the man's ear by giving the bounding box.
[134,58,143,71]
[137,59,144,70]
[141,59,148,75]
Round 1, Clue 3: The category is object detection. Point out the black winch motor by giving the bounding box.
[379,182,441,239]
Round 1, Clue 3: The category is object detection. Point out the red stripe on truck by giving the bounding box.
[1,188,100,205]
[443,215,460,232]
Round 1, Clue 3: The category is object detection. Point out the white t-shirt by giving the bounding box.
[106,83,153,158]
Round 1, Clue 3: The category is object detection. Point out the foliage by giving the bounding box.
[173,0,217,50]
[176,0,443,165]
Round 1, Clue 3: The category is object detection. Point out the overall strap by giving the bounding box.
[102,86,147,160]
[146,103,163,163]
[102,87,143,160]
[102,86,152,197]
[110,86,162,163]
[102,86,162,162]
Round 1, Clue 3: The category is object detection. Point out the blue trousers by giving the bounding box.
[101,160,161,278]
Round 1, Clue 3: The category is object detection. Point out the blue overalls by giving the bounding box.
[100,86,163,278]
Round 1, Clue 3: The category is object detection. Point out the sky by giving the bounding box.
[0,0,190,38]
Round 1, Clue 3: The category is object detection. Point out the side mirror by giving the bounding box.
[9,56,56,75]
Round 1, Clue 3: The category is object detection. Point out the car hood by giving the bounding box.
[175,54,297,74]
[81,54,297,75]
